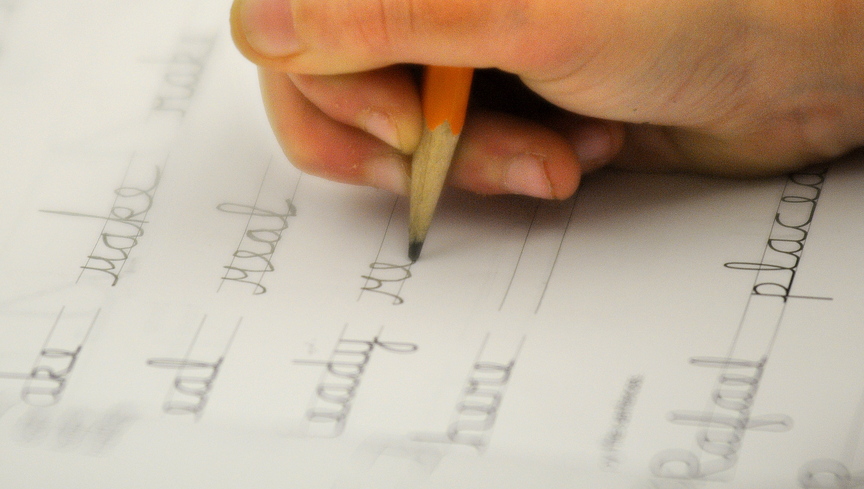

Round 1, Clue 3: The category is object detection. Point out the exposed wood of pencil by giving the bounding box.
[408,66,474,261]
[409,121,460,260]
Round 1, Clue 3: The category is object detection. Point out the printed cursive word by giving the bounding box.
[358,197,413,305]
[151,34,216,118]
[725,167,828,301]
[19,347,85,408]
[218,200,296,295]
[42,165,162,286]
[0,308,98,407]
[601,375,644,470]
[146,316,240,418]
[444,359,516,450]
[651,356,793,481]
[414,335,524,452]
[359,262,412,305]
[147,358,224,418]
[294,327,418,437]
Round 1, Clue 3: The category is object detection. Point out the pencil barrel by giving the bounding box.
[422,66,474,134]
[409,122,461,245]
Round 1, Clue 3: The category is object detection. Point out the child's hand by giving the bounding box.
[231,0,864,197]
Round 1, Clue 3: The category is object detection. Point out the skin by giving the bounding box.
[229,0,864,198]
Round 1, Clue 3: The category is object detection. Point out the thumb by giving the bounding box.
[230,0,592,75]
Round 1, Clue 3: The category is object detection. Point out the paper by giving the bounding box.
[1,1,864,487]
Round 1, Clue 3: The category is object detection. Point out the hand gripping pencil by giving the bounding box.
[408,66,474,261]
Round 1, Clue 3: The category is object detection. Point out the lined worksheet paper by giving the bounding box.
[1,1,863,488]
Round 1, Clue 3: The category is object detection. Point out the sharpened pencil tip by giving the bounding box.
[408,241,424,262]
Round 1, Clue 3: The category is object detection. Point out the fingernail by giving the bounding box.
[573,122,611,171]
[504,154,553,198]
[360,110,402,151]
[239,0,300,57]
[366,155,410,196]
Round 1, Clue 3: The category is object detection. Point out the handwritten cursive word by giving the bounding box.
[19,347,85,408]
[358,196,413,305]
[151,34,216,118]
[414,335,524,452]
[445,359,516,450]
[218,200,296,295]
[798,459,864,489]
[146,316,240,418]
[146,358,224,418]
[601,375,644,471]
[651,356,793,481]
[294,328,418,437]
[359,262,412,305]
[42,165,162,286]
[725,167,828,301]
[0,307,98,407]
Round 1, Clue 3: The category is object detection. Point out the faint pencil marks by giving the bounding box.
[499,202,540,310]
[494,198,578,314]
[798,459,864,488]
[2,403,137,455]
[0,1,16,59]
[535,198,577,313]
[150,34,217,119]
[601,375,644,471]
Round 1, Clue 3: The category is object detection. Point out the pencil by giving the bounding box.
[408,65,474,262]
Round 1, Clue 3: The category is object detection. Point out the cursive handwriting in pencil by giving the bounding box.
[41,164,162,286]
[0,307,99,407]
[360,262,412,305]
[359,197,412,305]
[651,356,793,480]
[725,167,829,301]
[149,34,217,119]
[294,326,418,437]
[217,200,296,295]
[413,334,525,452]
[146,316,241,419]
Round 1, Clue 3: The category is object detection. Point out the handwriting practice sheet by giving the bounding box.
[2,1,864,488]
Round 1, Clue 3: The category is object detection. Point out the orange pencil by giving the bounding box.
[408,65,474,261]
